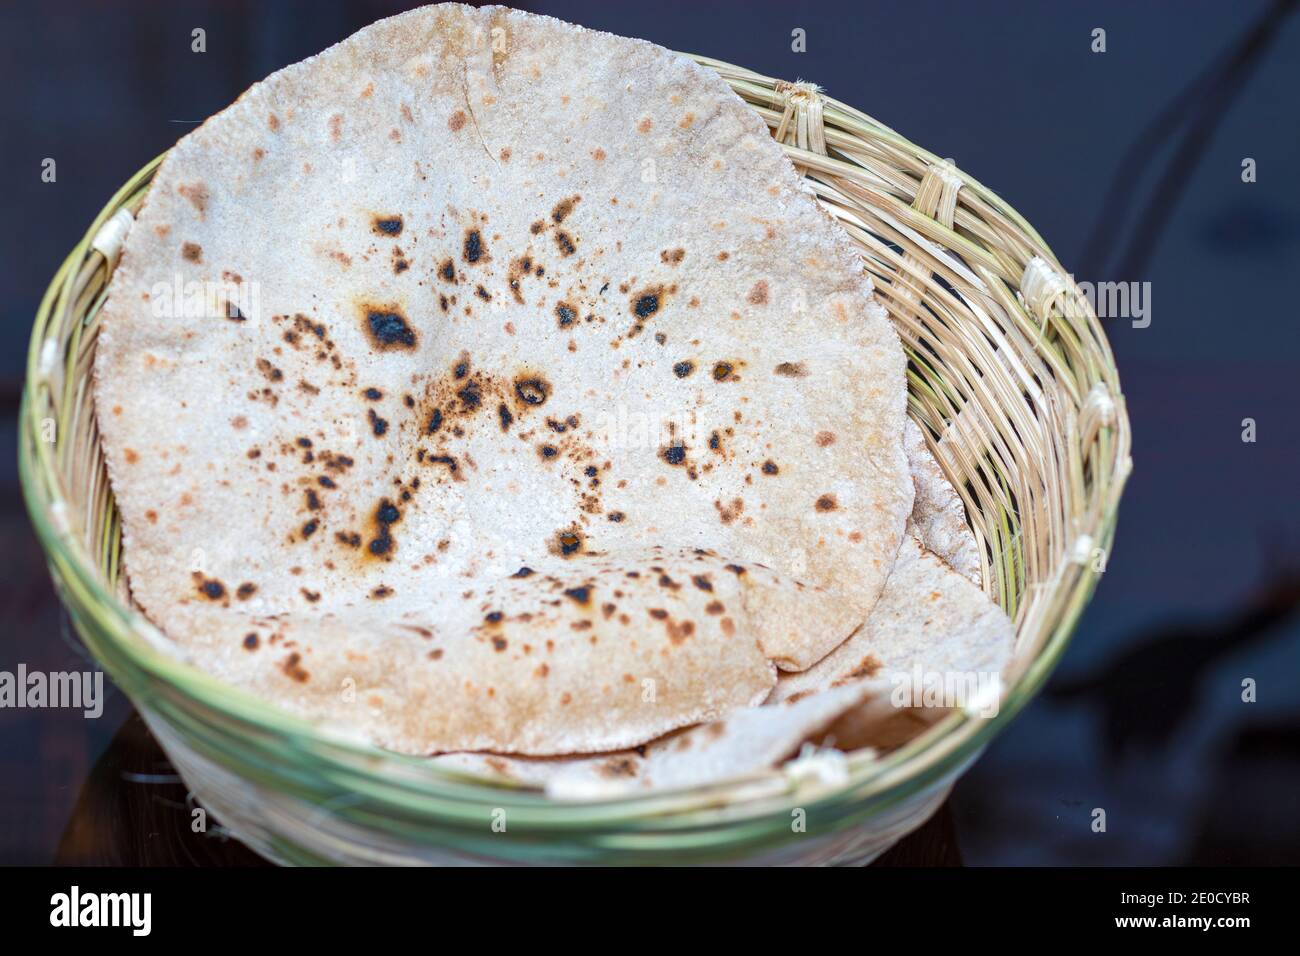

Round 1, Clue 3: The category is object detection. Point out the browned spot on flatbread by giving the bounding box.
[193,575,226,601]
[552,195,580,224]
[448,110,467,131]
[660,442,688,467]
[554,300,577,328]
[181,242,202,263]
[359,303,417,351]
[712,361,739,382]
[666,619,695,645]
[600,756,639,778]
[628,284,671,336]
[513,374,550,408]
[714,498,744,524]
[363,498,402,560]
[463,228,487,264]
[177,183,209,216]
[256,358,283,382]
[845,654,882,680]
[550,527,585,557]
[281,652,310,683]
[747,281,769,305]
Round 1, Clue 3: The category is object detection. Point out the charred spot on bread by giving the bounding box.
[514,375,550,407]
[362,304,417,350]
[463,228,486,264]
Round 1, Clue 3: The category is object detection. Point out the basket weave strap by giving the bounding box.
[91,208,135,270]
[895,160,964,305]
[912,160,963,231]
[772,80,826,173]
[1020,256,1072,328]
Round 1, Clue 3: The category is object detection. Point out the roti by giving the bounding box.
[173,548,862,755]
[433,679,876,796]
[93,5,911,754]
[431,420,1013,791]
[903,420,981,586]
[770,535,1013,703]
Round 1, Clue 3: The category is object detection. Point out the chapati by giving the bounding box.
[93,5,912,754]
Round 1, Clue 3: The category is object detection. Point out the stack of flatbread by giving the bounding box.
[94,4,1013,797]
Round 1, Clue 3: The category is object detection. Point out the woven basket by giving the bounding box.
[19,55,1131,866]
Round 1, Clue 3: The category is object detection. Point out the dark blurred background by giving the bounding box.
[2,0,1298,865]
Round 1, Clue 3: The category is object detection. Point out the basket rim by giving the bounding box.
[19,58,1131,849]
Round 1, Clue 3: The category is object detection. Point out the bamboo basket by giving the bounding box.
[19,56,1131,866]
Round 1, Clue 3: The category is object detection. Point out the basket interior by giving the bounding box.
[19,56,1131,859]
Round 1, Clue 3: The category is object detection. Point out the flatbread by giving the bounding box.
[430,420,1011,785]
[770,535,1013,704]
[773,427,1007,704]
[93,5,911,754]
[903,419,981,586]
[174,547,860,755]
[793,433,1006,749]
[432,679,876,797]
